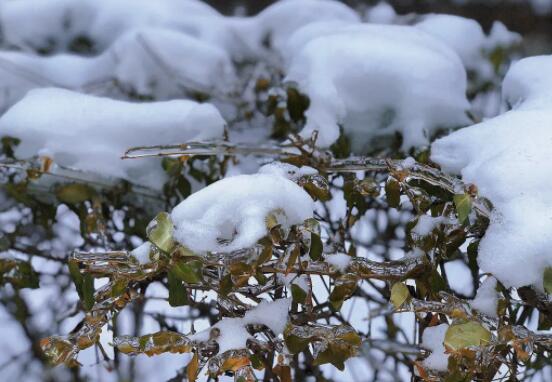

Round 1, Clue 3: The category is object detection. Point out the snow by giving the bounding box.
[285,24,471,151]
[325,254,351,272]
[258,162,318,181]
[421,324,449,372]
[416,15,520,81]
[239,0,360,58]
[365,2,397,24]
[470,277,499,317]
[171,172,314,254]
[411,216,447,237]
[191,298,290,354]
[431,55,552,289]
[0,51,110,112]
[108,28,237,98]
[130,242,152,265]
[0,88,225,189]
[0,0,225,53]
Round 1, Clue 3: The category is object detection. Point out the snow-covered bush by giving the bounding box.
[0,1,550,382]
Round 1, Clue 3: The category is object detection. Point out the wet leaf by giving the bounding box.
[390,282,410,308]
[168,269,189,306]
[385,177,401,209]
[55,183,96,205]
[453,194,472,224]
[82,274,95,311]
[110,278,128,298]
[146,212,175,253]
[309,233,323,261]
[329,274,358,310]
[115,331,193,356]
[291,284,307,305]
[444,321,491,351]
[171,259,203,284]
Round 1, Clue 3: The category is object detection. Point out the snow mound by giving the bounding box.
[0,51,110,113]
[171,172,314,253]
[416,15,520,80]
[0,88,225,189]
[421,324,449,372]
[237,0,360,58]
[0,0,224,53]
[0,27,237,109]
[108,28,237,98]
[191,298,291,353]
[366,2,397,24]
[431,55,552,289]
[285,24,470,151]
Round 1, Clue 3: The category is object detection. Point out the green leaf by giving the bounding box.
[147,212,175,253]
[329,274,358,310]
[390,282,410,309]
[385,177,401,209]
[544,267,552,294]
[444,321,491,351]
[82,274,95,311]
[171,259,203,284]
[110,279,128,298]
[453,193,472,224]
[68,259,84,297]
[291,284,307,305]
[167,269,189,307]
[309,233,323,261]
[55,183,96,205]
[284,325,310,354]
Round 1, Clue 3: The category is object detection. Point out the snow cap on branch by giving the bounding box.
[171,166,315,253]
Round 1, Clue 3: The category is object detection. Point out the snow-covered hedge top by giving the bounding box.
[415,15,520,80]
[171,168,314,253]
[108,28,237,98]
[238,0,360,58]
[286,24,471,150]
[0,27,236,111]
[0,88,225,188]
[0,0,222,53]
[432,55,552,288]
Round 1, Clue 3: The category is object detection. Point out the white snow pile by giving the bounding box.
[191,298,291,354]
[108,28,237,98]
[0,88,225,189]
[421,323,449,372]
[285,24,471,151]
[415,15,520,80]
[237,0,360,59]
[0,51,108,113]
[432,55,552,289]
[470,277,499,317]
[170,169,314,254]
[0,0,228,53]
[0,27,237,110]
[365,2,397,24]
